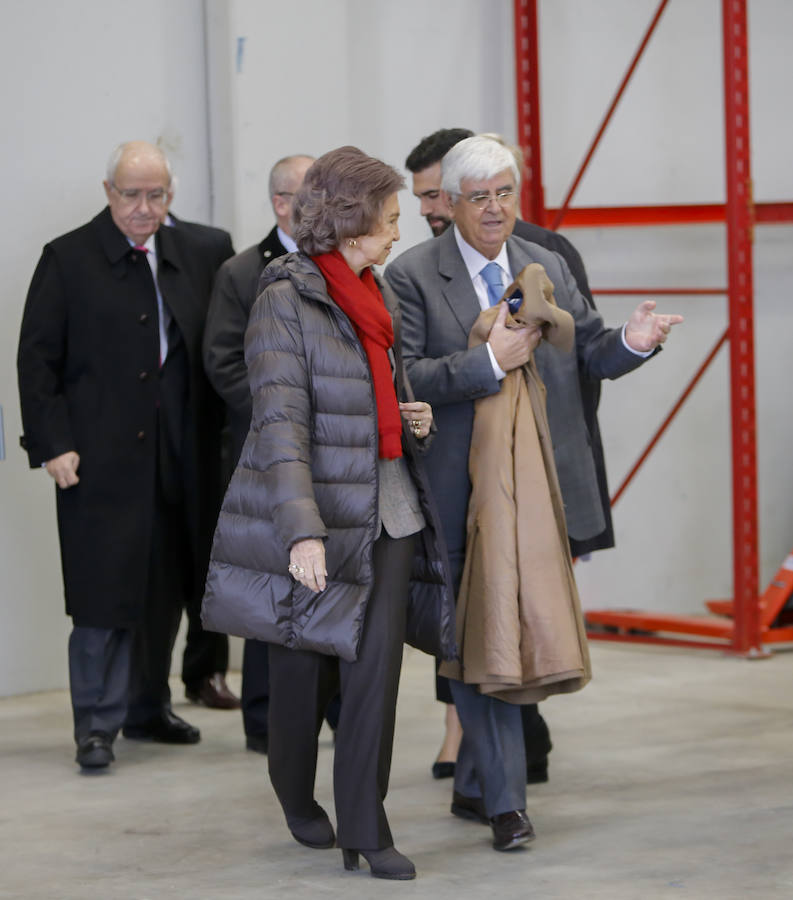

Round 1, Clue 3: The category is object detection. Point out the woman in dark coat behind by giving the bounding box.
[202,147,454,880]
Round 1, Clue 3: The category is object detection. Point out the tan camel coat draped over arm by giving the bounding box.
[440,263,592,704]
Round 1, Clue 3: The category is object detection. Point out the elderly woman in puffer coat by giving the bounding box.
[202,146,455,882]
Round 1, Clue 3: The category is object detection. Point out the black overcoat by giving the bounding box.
[17,207,225,627]
[202,226,288,465]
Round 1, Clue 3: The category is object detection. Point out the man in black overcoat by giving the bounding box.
[17,141,226,769]
[164,210,240,710]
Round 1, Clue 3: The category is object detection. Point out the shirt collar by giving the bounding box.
[277,226,298,253]
[453,225,511,280]
[126,234,156,253]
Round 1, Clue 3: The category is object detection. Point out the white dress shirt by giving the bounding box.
[453,226,511,380]
[129,235,170,365]
[277,226,298,253]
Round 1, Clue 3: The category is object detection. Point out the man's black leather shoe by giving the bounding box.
[450,790,489,824]
[75,732,114,768]
[245,734,269,754]
[185,673,240,710]
[491,810,536,851]
[432,760,455,779]
[122,710,200,744]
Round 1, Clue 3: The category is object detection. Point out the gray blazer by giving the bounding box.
[384,229,646,563]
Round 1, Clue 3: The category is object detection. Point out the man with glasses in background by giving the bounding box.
[385,135,681,851]
[18,140,227,770]
[162,208,239,712]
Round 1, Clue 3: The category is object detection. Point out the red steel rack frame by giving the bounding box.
[513,0,793,655]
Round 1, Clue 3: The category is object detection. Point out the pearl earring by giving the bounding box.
[348,239,357,247]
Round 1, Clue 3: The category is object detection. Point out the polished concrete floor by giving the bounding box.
[1,641,792,900]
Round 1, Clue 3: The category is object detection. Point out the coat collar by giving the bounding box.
[155,218,183,271]
[92,207,131,266]
[258,226,288,266]
[91,206,182,272]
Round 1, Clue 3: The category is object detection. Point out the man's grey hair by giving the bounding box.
[105,142,173,185]
[268,155,315,201]
[441,135,520,197]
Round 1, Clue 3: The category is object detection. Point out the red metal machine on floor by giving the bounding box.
[513,0,793,655]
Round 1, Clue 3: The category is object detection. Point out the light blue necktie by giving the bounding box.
[480,262,504,307]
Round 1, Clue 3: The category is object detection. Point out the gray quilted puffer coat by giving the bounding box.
[201,252,455,663]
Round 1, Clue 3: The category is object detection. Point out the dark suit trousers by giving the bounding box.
[438,552,552,764]
[181,597,229,689]
[439,552,524,815]
[267,532,414,850]
[450,679,526,817]
[242,639,341,738]
[68,626,132,742]
[125,477,190,724]
[241,638,270,737]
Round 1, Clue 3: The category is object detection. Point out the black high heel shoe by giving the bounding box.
[342,847,416,880]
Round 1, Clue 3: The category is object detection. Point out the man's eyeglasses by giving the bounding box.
[459,190,516,211]
[111,184,170,207]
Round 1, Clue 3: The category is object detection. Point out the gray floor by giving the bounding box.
[1,641,792,900]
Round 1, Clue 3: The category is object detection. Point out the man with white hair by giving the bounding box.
[385,135,682,850]
[18,140,226,769]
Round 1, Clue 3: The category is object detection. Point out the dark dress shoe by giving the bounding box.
[185,673,240,709]
[491,810,536,851]
[432,760,455,779]
[245,734,269,754]
[122,710,200,744]
[342,847,415,880]
[451,790,489,824]
[526,758,549,784]
[75,733,114,768]
[287,803,335,849]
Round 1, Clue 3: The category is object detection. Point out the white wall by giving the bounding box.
[0,0,213,695]
[1,0,790,696]
[205,0,516,253]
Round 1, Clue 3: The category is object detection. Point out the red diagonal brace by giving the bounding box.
[552,0,671,231]
[611,328,728,507]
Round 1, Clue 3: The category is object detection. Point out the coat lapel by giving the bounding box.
[155,224,193,339]
[437,229,482,340]
[93,207,133,277]
[259,226,287,266]
[505,234,540,282]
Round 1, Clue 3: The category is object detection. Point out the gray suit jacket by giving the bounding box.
[384,229,646,565]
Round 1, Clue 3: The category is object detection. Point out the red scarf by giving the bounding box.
[312,250,402,459]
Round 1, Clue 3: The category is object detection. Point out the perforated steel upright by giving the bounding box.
[513,0,544,226]
[512,0,774,655]
[722,0,760,654]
